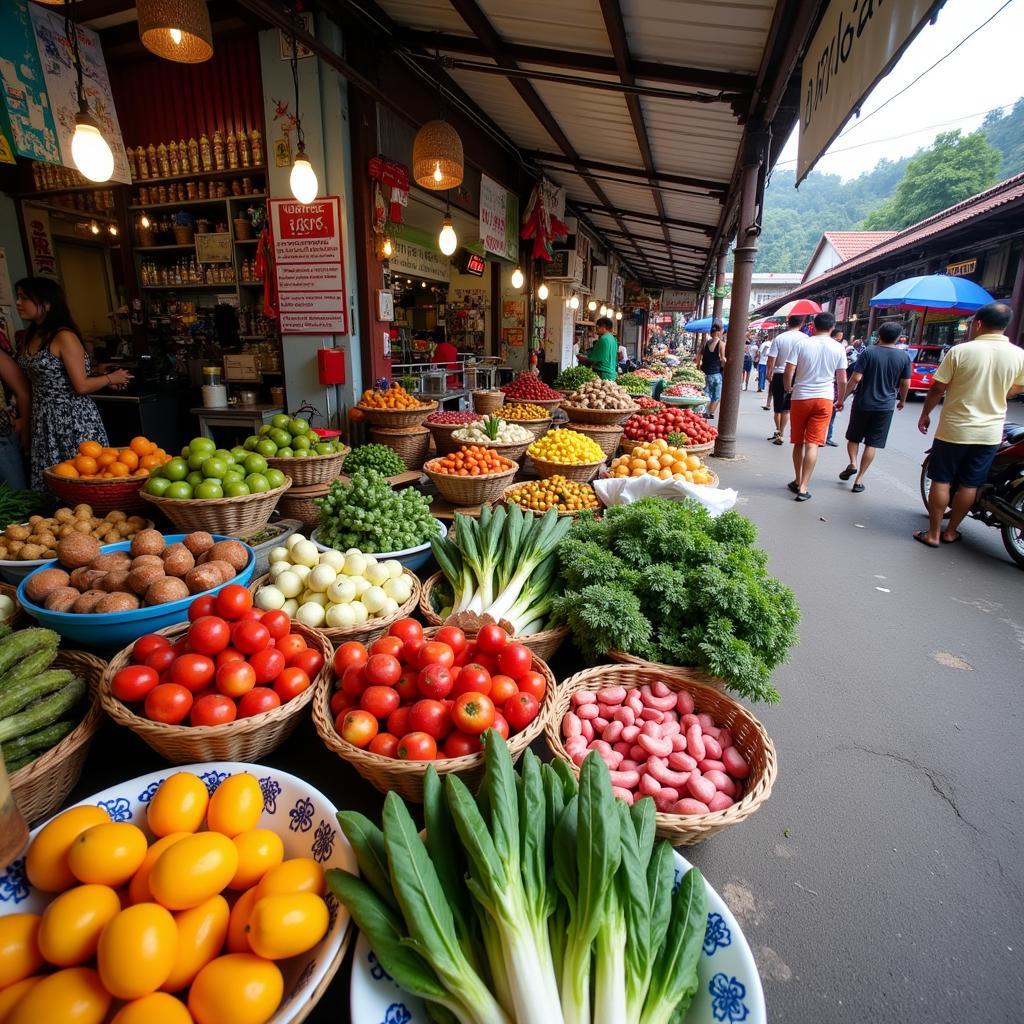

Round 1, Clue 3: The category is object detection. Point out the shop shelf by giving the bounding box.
[128,194,266,211]
[140,283,237,290]
[20,200,118,223]
[234,237,259,244]
[130,166,266,187]
[136,244,195,252]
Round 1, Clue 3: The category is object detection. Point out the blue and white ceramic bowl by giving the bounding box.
[0,762,355,1024]
[349,848,765,1024]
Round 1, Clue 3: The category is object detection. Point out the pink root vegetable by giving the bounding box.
[570,748,587,766]
[612,787,634,804]
[687,773,717,805]
[702,735,723,760]
[717,729,734,750]
[604,720,624,743]
[707,792,734,812]
[564,735,587,754]
[640,720,662,738]
[639,707,665,723]
[702,725,721,741]
[681,713,700,729]
[630,744,646,761]
[621,724,640,742]
[722,746,751,779]
[661,719,681,738]
[647,756,691,789]
[613,740,632,757]
[598,686,627,705]
[597,703,617,719]
[640,685,677,712]
[653,788,680,812]
[637,733,673,758]
[686,724,706,761]
[668,750,697,772]
[651,679,671,698]
[562,712,582,738]
[626,691,644,715]
[672,798,710,815]
[676,690,695,715]
[698,759,726,774]
[577,703,599,721]
[638,773,661,796]
[571,691,597,706]
[670,733,687,752]
[613,706,635,726]
[593,716,609,732]
[618,759,639,771]
[608,769,640,789]
[697,713,715,731]
[580,720,594,742]
[703,769,736,795]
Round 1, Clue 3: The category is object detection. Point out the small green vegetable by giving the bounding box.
[0,675,86,744]
[342,444,406,477]
[0,668,73,720]
[553,366,596,390]
[0,628,59,680]
[2,718,76,762]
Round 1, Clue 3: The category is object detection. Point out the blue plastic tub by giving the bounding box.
[16,534,255,649]
[309,521,446,574]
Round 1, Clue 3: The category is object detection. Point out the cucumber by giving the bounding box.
[0,624,12,641]
[6,754,33,774]
[0,676,86,744]
[0,669,75,720]
[0,628,59,678]
[2,719,76,761]
[0,646,59,693]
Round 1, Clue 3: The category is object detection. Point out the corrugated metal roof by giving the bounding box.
[824,231,898,260]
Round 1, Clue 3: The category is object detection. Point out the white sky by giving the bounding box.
[775,0,1024,181]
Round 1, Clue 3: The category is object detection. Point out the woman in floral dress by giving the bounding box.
[15,277,131,489]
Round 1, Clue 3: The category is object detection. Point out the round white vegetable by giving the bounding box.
[383,575,412,604]
[361,585,388,615]
[296,601,326,628]
[326,578,358,605]
[0,595,15,621]
[269,546,290,564]
[343,552,367,576]
[381,597,400,617]
[345,547,360,555]
[292,539,320,568]
[362,553,379,567]
[325,603,357,629]
[254,585,286,611]
[308,564,337,593]
[350,576,371,596]
[290,563,312,583]
[365,562,390,586]
[268,560,291,580]
[286,533,305,550]
[282,598,299,617]
[349,600,369,624]
[300,590,328,607]
[318,548,345,571]
[383,559,403,580]
[275,570,302,599]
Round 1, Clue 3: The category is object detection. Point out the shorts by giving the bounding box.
[743,357,753,372]
[927,438,999,488]
[790,398,834,447]
[704,372,723,402]
[846,406,895,449]
[770,373,791,413]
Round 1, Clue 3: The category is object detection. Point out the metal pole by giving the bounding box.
[711,246,728,324]
[714,130,767,459]
[1008,247,1024,346]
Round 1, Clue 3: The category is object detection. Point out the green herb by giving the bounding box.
[616,373,651,396]
[553,365,596,390]
[666,431,691,448]
[483,415,501,442]
[342,443,406,476]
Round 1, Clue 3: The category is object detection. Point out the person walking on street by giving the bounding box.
[764,315,806,444]
[699,322,727,420]
[836,322,911,493]
[757,336,771,393]
[915,302,1024,547]
[824,329,847,447]
[783,311,847,501]
[742,330,755,390]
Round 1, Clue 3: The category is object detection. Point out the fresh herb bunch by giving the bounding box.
[315,469,438,552]
[553,365,596,390]
[0,485,49,532]
[672,364,706,386]
[553,499,799,702]
[615,373,651,396]
[342,443,406,477]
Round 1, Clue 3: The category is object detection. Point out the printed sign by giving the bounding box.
[660,288,698,313]
[388,237,450,282]
[195,232,231,264]
[480,175,520,262]
[946,259,977,277]
[834,295,850,321]
[269,196,347,334]
[23,204,58,279]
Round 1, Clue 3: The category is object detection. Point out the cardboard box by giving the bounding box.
[223,354,260,382]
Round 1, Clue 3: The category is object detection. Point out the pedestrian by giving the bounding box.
[742,330,754,391]
[764,315,806,444]
[577,316,618,380]
[824,328,846,447]
[915,302,1024,547]
[698,322,727,420]
[757,335,771,392]
[783,311,847,501]
[836,322,911,492]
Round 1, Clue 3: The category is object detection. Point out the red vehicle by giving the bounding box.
[907,344,945,398]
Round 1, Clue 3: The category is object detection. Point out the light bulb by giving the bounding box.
[511,267,524,289]
[599,305,607,317]
[108,224,118,236]
[615,310,623,321]
[588,300,597,312]
[71,111,114,183]
[382,237,393,258]
[438,215,458,256]
[139,213,151,229]
[569,295,579,310]
[169,27,182,44]
[89,221,100,235]
[538,282,549,301]
[433,162,443,183]
[289,149,318,204]
[421,281,427,288]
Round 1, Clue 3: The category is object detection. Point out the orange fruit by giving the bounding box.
[140,454,163,470]
[80,440,103,458]
[73,456,98,476]
[108,462,130,478]
[133,468,148,477]
[130,437,155,456]
[97,451,118,468]
[118,450,139,470]
[52,463,79,479]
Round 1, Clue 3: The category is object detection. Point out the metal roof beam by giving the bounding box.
[524,151,727,195]
[570,203,714,235]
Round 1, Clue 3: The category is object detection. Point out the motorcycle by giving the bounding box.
[920,422,1024,568]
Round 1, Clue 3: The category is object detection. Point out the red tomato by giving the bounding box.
[170,653,215,693]
[190,693,237,727]
[472,653,499,677]
[409,699,451,740]
[387,705,412,738]
[145,646,176,674]
[340,709,378,748]
[276,634,308,663]
[497,643,532,681]
[188,595,217,621]
[361,685,400,720]
[171,636,190,655]
[517,670,546,701]
[216,659,256,698]
[503,692,540,732]
[393,670,418,704]
[488,674,518,706]
[491,711,510,741]
[111,665,159,703]
[330,689,356,717]
[215,647,245,668]
[187,616,231,656]
[289,647,324,680]
[274,666,311,702]
[333,641,368,676]
[452,664,491,697]
[434,626,467,656]
[364,654,402,688]
[368,732,399,758]
[249,647,286,685]
[144,683,193,725]
[416,664,453,700]
[388,618,423,646]
[261,609,291,640]
[452,692,496,735]
[215,584,253,621]
[401,638,425,667]
[418,642,454,670]
[132,634,169,664]
[475,624,508,655]
[237,608,264,622]
[442,731,481,758]
[231,620,271,655]
[396,731,437,761]
[340,665,368,698]
[452,646,471,668]
[237,687,281,718]
[369,635,404,659]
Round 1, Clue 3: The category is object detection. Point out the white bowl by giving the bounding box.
[310,521,446,573]
[0,761,356,1024]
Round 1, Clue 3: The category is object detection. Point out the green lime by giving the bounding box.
[269,428,291,449]
[276,447,293,458]
[245,473,270,493]
[255,438,278,458]
[195,480,224,499]
[186,471,204,488]
[163,457,188,481]
[214,448,236,464]
[271,413,291,430]
[265,468,286,488]
[230,446,249,462]
[288,417,310,436]
[165,481,193,499]
[223,479,251,497]
[259,424,272,436]
[314,443,333,455]
[201,457,228,479]
[190,437,216,455]
[243,436,259,451]
[144,476,171,496]
[187,450,208,471]
[292,435,311,451]
[223,467,245,482]
[243,453,268,475]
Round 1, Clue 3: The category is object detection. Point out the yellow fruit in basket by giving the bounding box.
[129,832,191,905]
[187,954,283,1024]
[68,822,148,888]
[149,833,239,911]
[27,805,111,892]
[229,829,284,890]
[244,892,328,960]
[38,884,120,966]
[0,914,43,988]
[226,887,259,953]
[147,773,210,837]
[97,903,178,999]
[253,857,325,900]
[7,966,110,1024]
[112,991,195,1024]
[0,976,41,1020]
[162,894,230,992]
[206,774,263,838]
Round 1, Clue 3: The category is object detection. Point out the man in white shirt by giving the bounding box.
[763,316,807,444]
[757,338,771,393]
[783,312,848,501]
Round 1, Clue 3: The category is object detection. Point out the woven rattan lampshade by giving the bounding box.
[138,0,213,63]
[412,119,464,190]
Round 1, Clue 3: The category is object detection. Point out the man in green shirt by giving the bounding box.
[579,316,618,380]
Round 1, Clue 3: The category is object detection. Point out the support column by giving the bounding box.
[1008,244,1024,346]
[715,129,767,459]
[711,245,728,325]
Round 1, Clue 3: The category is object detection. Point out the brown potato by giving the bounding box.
[93,552,132,572]
[182,531,215,557]
[204,540,248,571]
[128,565,165,596]
[25,567,71,604]
[106,511,127,523]
[131,529,166,557]
[69,567,106,590]
[8,541,23,556]
[162,543,194,578]
[58,535,102,570]
[19,545,48,561]
[126,516,147,530]
[145,576,189,605]
[184,565,223,594]
[100,570,131,593]
[44,587,81,612]
[204,560,237,583]
[54,509,74,524]
[94,592,140,613]
[71,589,107,614]
[131,554,164,570]
[73,520,92,533]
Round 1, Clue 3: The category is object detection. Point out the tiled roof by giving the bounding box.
[823,231,898,260]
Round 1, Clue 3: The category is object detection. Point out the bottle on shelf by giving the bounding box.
[250,129,263,167]
[168,140,181,176]
[227,131,238,169]
[200,133,213,171]
[136,146,149,179]
[188,137,201,174]
[157,142,170,178]
[127,148,137,181]
[213,130,225,171]
[238,131,251,168]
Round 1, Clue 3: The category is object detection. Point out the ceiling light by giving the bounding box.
[599,305,607,317]
[438,213,458,256]
[538,282,549,301]
[569,295,579,310]
[71,109,114,183]
[413,119,464,190]
[137,0,213,63]
[421,281,427,288]
[615,310,623,321]
[289,146,318,204]
[588,300,597,312]
[511,267,524,289]
[382,237,393,259]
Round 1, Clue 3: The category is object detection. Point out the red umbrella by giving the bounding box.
[774,299,822,317]
[748,317,782,331]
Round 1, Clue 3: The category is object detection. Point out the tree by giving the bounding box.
[862,130,1002,229]
[981,98,1024,178]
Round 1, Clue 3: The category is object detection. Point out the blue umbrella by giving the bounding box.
[869,275,993,313]
[682,316,728,332]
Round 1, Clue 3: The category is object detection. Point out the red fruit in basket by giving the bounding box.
[488,674,517,706]
[517,670,546,701]
[393,669,418,704]
[452,692,496,735]
[369,635,404,659]
[388,618,423,646]
[274,666,311,702]
[231,620,270,655]
[340,664,368,698]
[330,689,355,718]
[417,664,453,700]
[260,609,291,640]
[368,732,399,758]
[443,730,481,758]
[171,636,190,655]
[475,624,508,655]
[418,642,454,670]
[191,693,237,727]
[396,731,436,761]
[249,647,285,684]
[170,653,216,693]
[237,687,281,718]
[409,699,451,740]
[216,660,256,699]
[132,634,169,664]
[111,665,159,703]
[289,646,323,679]
[472,652,499,676]
[401,638,425,666]
[361,684,400,720]
[503,692,540,732]
[189,595,217,621]
[333,641,367,676]
[188,616,231,656]
[435,626,467,656]
[340,709,378,748]
[387,705,412,737]
[451,663,491,697]
[214,584,252,620]
[491,711,510,741]
[276,633,307,663]
[497,643,532,680]
[364,654,401,688]
[144,682,193,724]
[216,647,245,668]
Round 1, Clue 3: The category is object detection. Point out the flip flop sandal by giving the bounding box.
[787,480,800,493]
[913,531,939,548]
[940,532,963,544]
[851,484,865,493]
[794,491,812,502]
[839,465,857,480]
[772,437,784,446]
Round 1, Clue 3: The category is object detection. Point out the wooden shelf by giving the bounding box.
[234,238,259,244]
[137,244,194,252]
[238,280,264,286]
[128,193,266,211]
[131,165,266,186]
[21,200,118,223]
[141,283,237,290]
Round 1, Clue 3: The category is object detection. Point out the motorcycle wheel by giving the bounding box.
[920,457,953,517]
[1000,480,1024,570]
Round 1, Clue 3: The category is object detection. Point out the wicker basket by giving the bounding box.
[249,568,421,647]
[141,479,291,534]
[472,390,505,416]
[497,482,601,519]
[276,482,329,529]
[505,395,561,413]
[564,422,624,458]
[10,650,106,825]
[369,426,430,470]
[356,402,437,428]
[427,421,479,458]
[422,459,518,506]
[619,438,715,457]
[43,471,149,515]
[312,628,557,802]
[501,416,552,440]
[560,404,639,425]
[99,620,330,763]
[528,454,605,483]
[418,571,569,661]
[265,448,348,487]
[0,582,26,630]
[605,648,722,688]
[544,663,777,844]
[455,436,531,463]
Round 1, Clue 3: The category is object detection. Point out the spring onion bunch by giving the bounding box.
[328,733,708,1024]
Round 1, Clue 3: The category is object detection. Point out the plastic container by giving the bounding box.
[310,521,446,573]
[202,384,228,408]
[233,519,302,577]
[202,365,223,387]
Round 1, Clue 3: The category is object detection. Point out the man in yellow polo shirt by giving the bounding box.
[916,302,1024,547]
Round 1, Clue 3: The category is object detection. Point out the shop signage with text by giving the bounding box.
[479,175,518,262]
[834,295,850,321]
[661,288,698,312]
[388,238,451,282]
[946,258,977,277]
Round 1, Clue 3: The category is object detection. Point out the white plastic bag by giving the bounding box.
[593,474,738,517]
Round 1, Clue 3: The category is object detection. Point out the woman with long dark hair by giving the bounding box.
[15,277,131,488]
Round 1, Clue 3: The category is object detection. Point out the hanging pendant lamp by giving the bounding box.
[137,0,213,63]
[65,5,113,182]
[413,119,464,190]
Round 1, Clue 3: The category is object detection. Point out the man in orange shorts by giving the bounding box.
[783,312,847,501]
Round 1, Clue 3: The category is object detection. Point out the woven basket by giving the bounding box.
[10,650,106,826]
[43,471,149,515]
[276,482,329,529]
[605,648,723,689]
[498,482,601,519]
[356,402,437,428]
[369,426,430,470]
[619,438,715,457]
[560,404,639,425]
[503,395,561,413]
[418,571,570,661]
[312,628,557,802]
[265,448,348,487]
[427,421,479,457]
[565,422,624,457]
[141,479,291,534]
[422,459,518,506]
[99,620,330,763]
[0,582,27,630]
[501,415,551,440]
[452,436,531,463]
[544,663,777,844]
[472,390,505,415]
[249,568,421,647]
[528,454,605,483]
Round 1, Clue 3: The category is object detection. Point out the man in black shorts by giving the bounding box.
[835,322,911,492]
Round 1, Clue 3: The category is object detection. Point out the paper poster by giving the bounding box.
[22,204,59,279]
[388,236,450,282]
[195,232,231,264]
[0,249,13,307]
